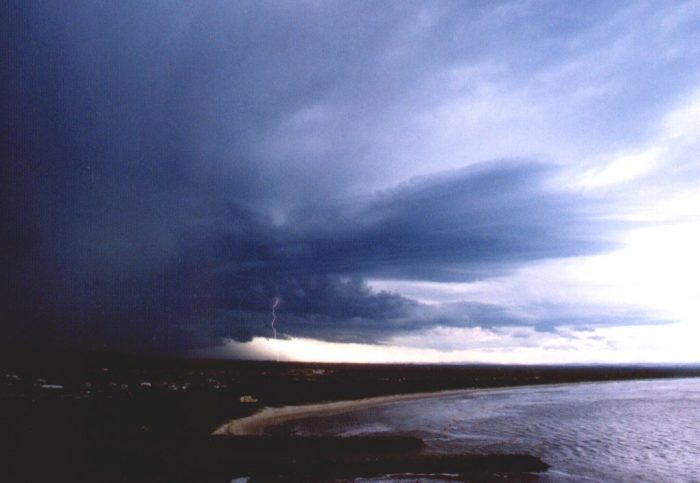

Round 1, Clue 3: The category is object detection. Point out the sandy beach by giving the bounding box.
[212,388,474,436]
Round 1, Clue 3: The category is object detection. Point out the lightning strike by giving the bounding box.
[271,297,280,340]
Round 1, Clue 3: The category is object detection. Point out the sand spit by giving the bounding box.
[212,388,473,436]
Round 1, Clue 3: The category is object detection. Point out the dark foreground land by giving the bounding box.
[2,352,699,481]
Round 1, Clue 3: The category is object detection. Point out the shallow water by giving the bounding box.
[275,378,700,482]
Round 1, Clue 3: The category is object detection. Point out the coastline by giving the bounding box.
[211,377,684,436]
[7,355,699,482]
[212,387,475,436]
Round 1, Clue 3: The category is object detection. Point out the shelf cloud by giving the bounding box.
[3,1,699,360]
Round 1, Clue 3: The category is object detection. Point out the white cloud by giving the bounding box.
[369,219,700,333]
[203,319,700,363]
[572,89,700,190]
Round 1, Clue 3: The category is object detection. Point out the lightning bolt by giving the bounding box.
[270,297,280,340]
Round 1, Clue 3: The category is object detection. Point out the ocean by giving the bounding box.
[273,377,700,482]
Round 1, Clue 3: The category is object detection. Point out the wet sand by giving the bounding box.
[213,387,474,435]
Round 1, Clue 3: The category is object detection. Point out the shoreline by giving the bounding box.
[212,387,476,436]
[212,377,692,436]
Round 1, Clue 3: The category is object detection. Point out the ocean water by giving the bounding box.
[275,378,700,482]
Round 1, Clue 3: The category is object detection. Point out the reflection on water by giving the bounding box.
[277,378,700,482]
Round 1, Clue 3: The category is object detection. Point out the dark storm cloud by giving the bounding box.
[282,162,613,281]
[2,1,654,353]
[1,153,616,351]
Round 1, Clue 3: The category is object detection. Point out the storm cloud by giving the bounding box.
[3,1,699,355]
[0,151,618,351]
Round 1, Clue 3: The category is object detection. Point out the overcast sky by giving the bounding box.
[3,1,700,362]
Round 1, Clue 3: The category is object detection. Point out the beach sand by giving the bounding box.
[212,388,473,436]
